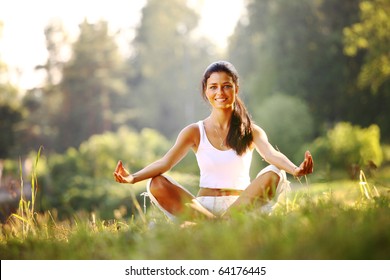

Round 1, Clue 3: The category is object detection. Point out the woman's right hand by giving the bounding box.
[113,160,135,184]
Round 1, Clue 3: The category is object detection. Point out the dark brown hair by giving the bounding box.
[201,61,253,155]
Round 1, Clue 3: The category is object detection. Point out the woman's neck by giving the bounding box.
[209,109,233,129]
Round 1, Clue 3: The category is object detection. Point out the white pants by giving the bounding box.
[196,165,291,215]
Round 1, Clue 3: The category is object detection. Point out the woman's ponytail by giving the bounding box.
[227,96,253,155]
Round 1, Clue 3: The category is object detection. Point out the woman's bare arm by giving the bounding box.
[114,123,199,184]
[252,124,313,176]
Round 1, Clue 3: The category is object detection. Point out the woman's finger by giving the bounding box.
[114,172,124,183]
[114,161,122,173]
[305,161,313,174]
[303,151,313,174]
[113,172,120,182]
[306,154,313,173]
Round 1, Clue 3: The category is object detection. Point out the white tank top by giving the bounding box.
[195,121,253,190]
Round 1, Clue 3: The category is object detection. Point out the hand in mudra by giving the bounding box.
[113,160,134,184]
[293,151,314,177]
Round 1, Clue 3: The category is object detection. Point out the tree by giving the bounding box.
[0,95,23,159]
[57,20,127,151]
[0,22,23,158]
[342,0,390,140]
[310,122,383,178]
[20,20,70,153]
[44,127,171,218]
[254,94,314,161]
[128,0,213,137]
[228,0,390,141]
[344,0,390,93]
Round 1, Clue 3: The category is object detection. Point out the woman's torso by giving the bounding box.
[194,120,253,191]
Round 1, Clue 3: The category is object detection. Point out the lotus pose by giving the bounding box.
[114,61,313,219]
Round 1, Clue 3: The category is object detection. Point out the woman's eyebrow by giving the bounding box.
[208,81,233,85]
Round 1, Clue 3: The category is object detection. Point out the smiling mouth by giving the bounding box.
[215,98,227,102]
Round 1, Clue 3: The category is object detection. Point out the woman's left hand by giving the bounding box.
[293,151,314,177]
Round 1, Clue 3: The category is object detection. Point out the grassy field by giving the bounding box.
[1,170,389,260]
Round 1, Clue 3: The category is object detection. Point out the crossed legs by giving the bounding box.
[148,166,284,219]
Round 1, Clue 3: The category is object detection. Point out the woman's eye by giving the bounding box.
[223,85,232,89]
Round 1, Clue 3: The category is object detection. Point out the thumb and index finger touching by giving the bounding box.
[302,150,314,174]
[113,160,131,182]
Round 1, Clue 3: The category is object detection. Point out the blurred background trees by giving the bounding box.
[57,20,128,152]
[344,0,390,94]
[0,22,24,159]
[127,0,212,136]
[0,0,389,218]
[228,0,389,142]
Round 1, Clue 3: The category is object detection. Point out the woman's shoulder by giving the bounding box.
[177,122,201,147]
[181,122,201,134]
[252,123,267,138]
[180,123,200,140]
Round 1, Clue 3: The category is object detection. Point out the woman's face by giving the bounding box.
[204,71,238,110]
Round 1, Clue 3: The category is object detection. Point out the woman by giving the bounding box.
[114,61,313,219]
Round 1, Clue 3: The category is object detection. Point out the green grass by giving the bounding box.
[1,173,389,260]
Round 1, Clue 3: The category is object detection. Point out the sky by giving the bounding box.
[0,0,245,90]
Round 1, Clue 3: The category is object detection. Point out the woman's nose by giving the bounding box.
[215,86,223,94]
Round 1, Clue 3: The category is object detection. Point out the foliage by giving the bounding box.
[39,19,70,86]
[253,94,314,160]
[19,20,70,155]
[17,1,217,155]
[0,102,23,158]
[1,175,389,260]
[230,0,356,123]
[40,127,172,218]
[2,3,390,260]
[343,0,390,93]
[3,0,390,163]
[15,19,128,154]
[128,0,213,137]
[310,122,383,178]
[1,145,389,260]
[56,20,128,151]
[0,52,24,158]
[228,0,390,141]
[7,147,43,238]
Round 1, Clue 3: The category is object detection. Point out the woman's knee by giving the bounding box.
[253,171,280,199]
[149,175,167,193]
[149,175,177,201]
[149,175,194,212]
[263,171,280,188]
[256,165,284,179]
